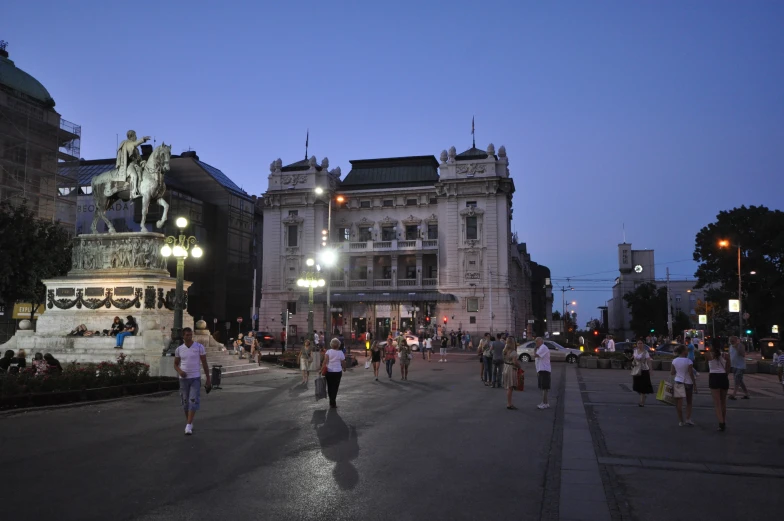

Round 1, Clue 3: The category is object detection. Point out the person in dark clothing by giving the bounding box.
[115,315,137,349]
[44,353,63,375]
[110,316,125,337]
[0,350,14,372]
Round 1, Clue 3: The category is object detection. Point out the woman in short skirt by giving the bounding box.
[632,340,654,406]
[707,339,730,431]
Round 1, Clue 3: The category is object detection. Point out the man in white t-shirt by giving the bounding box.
[313,331,320,348]
[174,328,211,435]
[534,337,551,409]
[605,335,615,352]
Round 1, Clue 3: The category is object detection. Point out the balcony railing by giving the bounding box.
[422,278,437,287]
[349,279,368,287]
[336,239,437,253]
[331,280,345,288]
[398,279,417,287]
[374,279,392,287]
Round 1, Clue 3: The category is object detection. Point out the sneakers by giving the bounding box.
[679,422,684,427]
[184,424,193,435]
[685,419,695,426]
[537,403,550,410]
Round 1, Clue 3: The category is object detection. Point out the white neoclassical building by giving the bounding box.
[259,143,533,341]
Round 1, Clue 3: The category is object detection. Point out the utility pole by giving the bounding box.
[666,268,673,339]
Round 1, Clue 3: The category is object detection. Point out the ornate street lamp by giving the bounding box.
[161,217,203,352]
[719,239,743,337]
[297,258,325,342]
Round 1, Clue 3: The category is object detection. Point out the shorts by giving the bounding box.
[537,371,551,390]
[732,368,745,384]
[709,373,730,390]
[179,377,201,412]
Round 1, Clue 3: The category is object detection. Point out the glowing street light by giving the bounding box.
[298,258,326,341]
[719,239,743,337]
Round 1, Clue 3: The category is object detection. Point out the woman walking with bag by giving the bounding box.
[671,345,697,426]
[383,340,396,379]
[370,340,382,381]
[707,339,730,431]
[398,335,411,380]
[631,339,654,406]
[320,338,346,409]
[298,340,313,384]
[502,337,521,409]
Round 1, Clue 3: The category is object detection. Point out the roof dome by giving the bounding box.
[0,54,55,107]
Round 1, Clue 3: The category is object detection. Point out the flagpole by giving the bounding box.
[305,129,309,161]
[472,116,475,148]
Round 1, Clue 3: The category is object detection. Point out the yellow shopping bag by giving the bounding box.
[656,380,675,406]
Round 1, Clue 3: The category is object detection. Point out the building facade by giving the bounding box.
[0,43,81,235]
[259,143,537,341]
[59,149,260,332]
[608,242,706,340]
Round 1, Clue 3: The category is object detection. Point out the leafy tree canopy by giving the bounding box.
[693,205,784,336]
[623,282,670,338]
[0,202,73,316]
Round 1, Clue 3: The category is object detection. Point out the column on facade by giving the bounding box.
[416,252,423,286]
[391,254,398,288]
[367,254,374,288]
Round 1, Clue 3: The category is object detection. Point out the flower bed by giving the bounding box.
[0,354,178,410]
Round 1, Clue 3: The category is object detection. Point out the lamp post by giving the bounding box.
[161,217,203,353]
[297,258,325,342]
[315,187,343,333]
[719,240,743,337]
[410,305,420,333]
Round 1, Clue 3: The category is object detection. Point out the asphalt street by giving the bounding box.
[4,353,783,521]
[1,351,562,521]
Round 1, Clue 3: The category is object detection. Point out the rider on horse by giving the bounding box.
[116,130,151,199]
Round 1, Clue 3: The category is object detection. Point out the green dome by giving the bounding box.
[0,55,55,107]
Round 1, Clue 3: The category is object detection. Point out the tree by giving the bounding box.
[623,282,668,338]
[552,310,562,321]
[0,202,73,320]
[693,205,784,337]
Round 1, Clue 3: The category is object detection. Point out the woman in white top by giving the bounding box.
[320,338,346,409]
[670,345,697,426]
[631,340,654,406]
[707,339,730,431]
[424,336,433,362]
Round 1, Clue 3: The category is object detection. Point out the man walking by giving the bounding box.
[174,327,211,435]
[605,335,615,352]
[535,337,551,409]
[729,336,750,400]
[491,335,505,388]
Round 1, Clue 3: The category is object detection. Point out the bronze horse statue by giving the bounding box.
[90,143,171,233]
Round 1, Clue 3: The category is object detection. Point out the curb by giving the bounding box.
[0,389,177,417]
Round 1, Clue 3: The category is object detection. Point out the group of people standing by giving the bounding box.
[630,335,751,432]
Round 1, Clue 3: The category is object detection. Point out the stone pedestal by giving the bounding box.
[1,232,193,375]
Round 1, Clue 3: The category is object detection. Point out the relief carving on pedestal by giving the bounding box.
[71,236,167,272]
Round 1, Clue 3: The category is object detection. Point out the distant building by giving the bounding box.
[0,43,81,234]
[259,143,542,340]
[59,150,261,331]
[608,242,705,340]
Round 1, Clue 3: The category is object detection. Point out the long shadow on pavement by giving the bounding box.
[313,408,360,490]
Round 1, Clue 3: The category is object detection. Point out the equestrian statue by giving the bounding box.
[90,130,170,234]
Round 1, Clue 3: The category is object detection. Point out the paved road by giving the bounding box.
[2,352,562,521]
[4,354,783,521]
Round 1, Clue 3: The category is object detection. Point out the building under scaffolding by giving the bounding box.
[0,41,81,235]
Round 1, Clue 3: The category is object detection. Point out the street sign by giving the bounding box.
[773,325,780,334]
[213,318,218,323]
[728,299,740,313]
[527,319,535,324]
[224,321,230,330]
[253,314,258,321]
[237,317,243,323]
[698,314,707,325]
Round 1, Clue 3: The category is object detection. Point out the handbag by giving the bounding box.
[314,376,327,400]
[656,380,675,406]
[364,360,371,369]
[516,368,525,391]
[630,362,641,376]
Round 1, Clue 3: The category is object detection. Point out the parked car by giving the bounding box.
[255,331,275,348]
[654,343,683,356]
[517,340,582,364]
[592,341,652,356]
[379,335,421,351]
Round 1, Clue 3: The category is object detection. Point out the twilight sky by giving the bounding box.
[4,1,783,321]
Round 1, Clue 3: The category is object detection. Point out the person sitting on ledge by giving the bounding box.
[0,350,14,372]
[110,316,125,337]
[115,315,137,349]
[32,352,48,376]
[44,353,63,375]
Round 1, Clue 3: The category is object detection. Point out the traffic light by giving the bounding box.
[745,329,752,335]
[443,317,448,325]
[650,329,655,333]
[593,330,598,336]
[425,316,430,323]
[280,312,285,323]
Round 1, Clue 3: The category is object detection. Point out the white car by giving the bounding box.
[517,340,581,364]
[378,335,422,351]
